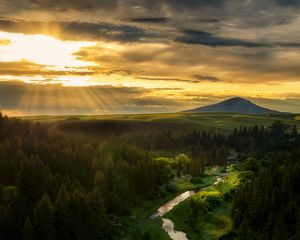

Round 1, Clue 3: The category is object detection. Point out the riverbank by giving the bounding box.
[116,166,224,240]
[164,166,240,240]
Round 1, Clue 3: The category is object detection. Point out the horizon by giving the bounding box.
[3,96,298,117]
[7,96,300,118]
[1,1,300,114]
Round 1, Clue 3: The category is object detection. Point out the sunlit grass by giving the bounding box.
[21,112,300,134]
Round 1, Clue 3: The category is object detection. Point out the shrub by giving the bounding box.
[190,177,203,185]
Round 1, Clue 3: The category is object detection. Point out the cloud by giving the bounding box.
[197,19,221,23]
[193,75,221,82]
[138,76,200,83]
[130,17,169,23]
[138,76,222,84]
[0,60,93,76]
[276,0,300,7]
[0,0,224,14]
[176,29,269,48]
[0,0,300,106]
[175,29,300,48]
[0,61,48,75]
[73,40,300,85]
[0,0,119,12]
[0,19,150,42]
[1,1,300,29]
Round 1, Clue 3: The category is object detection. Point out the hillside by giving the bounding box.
[184,97,279,115]
[21,112,300,137]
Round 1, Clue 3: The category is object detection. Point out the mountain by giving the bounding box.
[184,97,280,115]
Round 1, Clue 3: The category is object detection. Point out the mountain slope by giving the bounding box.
[184,97,279,115]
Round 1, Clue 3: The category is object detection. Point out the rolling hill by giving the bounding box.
[21,112,300,137]
[184,97,279,115]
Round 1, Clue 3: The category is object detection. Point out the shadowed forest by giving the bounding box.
[0,113,299,240]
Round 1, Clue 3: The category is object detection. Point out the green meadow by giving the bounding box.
[21,112,300,133]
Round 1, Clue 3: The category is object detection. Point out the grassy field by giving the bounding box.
[21,112,300,135]
[165,166,241,240]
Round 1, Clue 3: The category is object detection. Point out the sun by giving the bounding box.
[0,31,96,71]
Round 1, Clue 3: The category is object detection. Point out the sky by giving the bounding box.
[0,0,300,115]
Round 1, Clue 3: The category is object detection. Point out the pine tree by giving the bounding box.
[87,188,107,239]
[93,170,107,192]
[272,216,288,240]
[33,194,55,240]
[54,184,71,240]
[236,217,253,240]
[70,190,89,239]
[291,125,298,138]
[0,204,14,239]
[21,218,35,240]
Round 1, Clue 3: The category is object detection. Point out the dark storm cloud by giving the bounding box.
[273,42,300,47]
[176,29,269,48]
[1,1,300,28]
[276,0,300,6]
[198,19,221,23]
[176,29,300,48]
[129,0,224,11]
[1,2,300,47]
[0,19,149,42]
[130,17,169,23]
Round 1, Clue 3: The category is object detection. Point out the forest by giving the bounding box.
[0,112,299,239]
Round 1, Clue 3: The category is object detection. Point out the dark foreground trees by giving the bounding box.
[0,115,164,239]
[231,150,300,239]
[0,113,299,239]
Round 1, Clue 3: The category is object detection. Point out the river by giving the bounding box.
[152,168,229,240]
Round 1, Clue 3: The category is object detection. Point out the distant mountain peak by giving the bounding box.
[184,97,280,115]
[225,97,249,102]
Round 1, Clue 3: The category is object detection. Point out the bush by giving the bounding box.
[238,171,255,183]
[190,177,203,185]
[193,191,223,210]
[205,192,222,208]
[224,188,236,201]
[165,182,178,193]
[219,230,236,239]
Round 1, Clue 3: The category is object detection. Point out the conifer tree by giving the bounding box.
[21,217,35,240]
[33,194,55,240]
